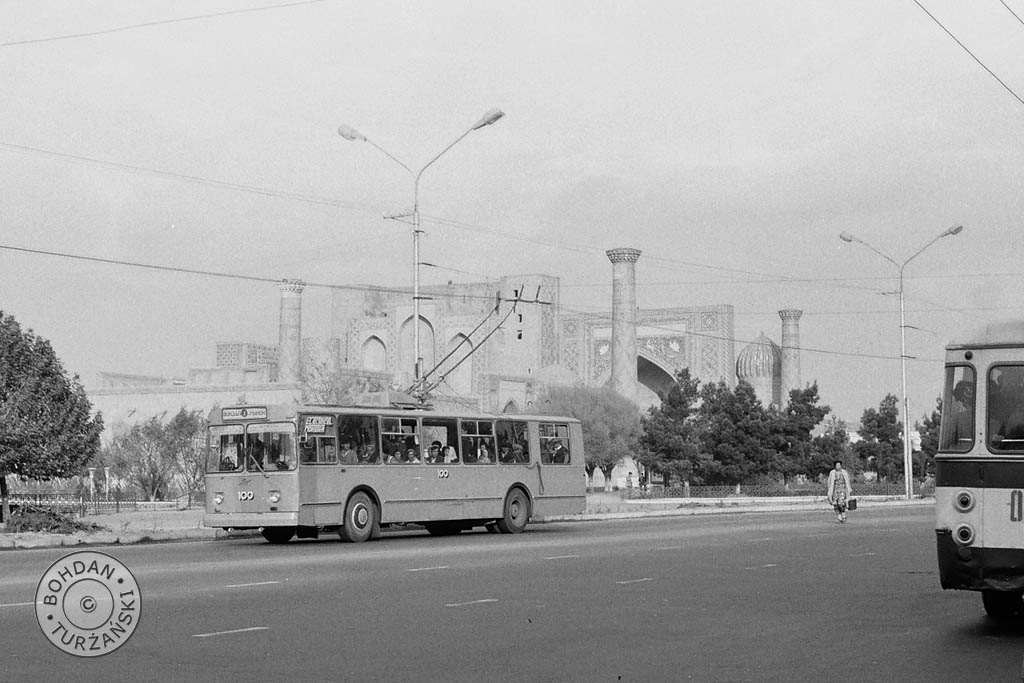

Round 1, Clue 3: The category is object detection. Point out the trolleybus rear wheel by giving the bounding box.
[261,526,296,544]
[496,488,530,534]
[338,492,378,543]
[982,590,1023,619]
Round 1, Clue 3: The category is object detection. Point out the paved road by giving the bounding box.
[2,507,1021,682]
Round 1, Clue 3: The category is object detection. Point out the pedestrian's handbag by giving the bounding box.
[847,498,858,511]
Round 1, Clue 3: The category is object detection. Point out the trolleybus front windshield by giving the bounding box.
[939,365,975,453]
[988,365,1024,453]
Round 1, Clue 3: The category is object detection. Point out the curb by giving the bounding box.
[0,497,935,550]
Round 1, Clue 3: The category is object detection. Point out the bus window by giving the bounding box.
[246,423,297,471]
[338,415,380,464]
[496,420,529,463]
[209,425,244,472]
[300,436,338,464]
[989,365,1024,452]
[938,366,975,452]
[540,423,571,464]
[382,417,418,464]
[422,418,457,464]
[461,420,495,464]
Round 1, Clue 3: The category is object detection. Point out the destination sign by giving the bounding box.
[304,415,334,434]
[221,407,268,421]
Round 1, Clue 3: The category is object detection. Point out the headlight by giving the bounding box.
[213,493,224,506]
[954,490,975,513]
[268,491,281,504]
[954,523,975,546]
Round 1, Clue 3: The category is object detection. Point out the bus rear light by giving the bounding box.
[954,491,975,513]
[954,523,975,546]
[268,491,281,504]
[213,493,224,506]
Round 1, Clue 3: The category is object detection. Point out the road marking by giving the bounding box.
[445,599,498,608]
[408,565,449,572]
[0,601,35,608]
[543,554,579,560]
[657,545,685,550]
[225,581,281,588]
[850,552,876,557]
[616,578,653,585]
[746,537,774,543]
[745,564,778,569]
[193,626,269,638]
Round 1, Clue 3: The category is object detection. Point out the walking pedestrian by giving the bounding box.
[826,460,853,523]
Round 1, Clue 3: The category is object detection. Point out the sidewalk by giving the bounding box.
[0,493,934,550]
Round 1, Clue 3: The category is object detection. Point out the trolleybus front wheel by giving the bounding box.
[338,491,378,543]
[982,590,1024,620]
[261,526,296,544]
[496,488,530,534]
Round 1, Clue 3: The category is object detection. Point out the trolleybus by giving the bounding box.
[205,402,585,543]
[936,320,1024,618]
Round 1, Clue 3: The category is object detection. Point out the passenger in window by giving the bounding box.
[949,381,974,444]
[444,445,459,463]
[550,440,568,464]
[511,443,527,463]
[498,444,512,463]
[476,442,492,463]
[359,444,379,463]
[426,441,443,463]
[299,440,316,464]
[405,447,422,464]
[322,443,337,463]
[339,440,357,464]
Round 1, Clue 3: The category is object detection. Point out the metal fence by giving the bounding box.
[6,492,201,516]
[622,480,930,499]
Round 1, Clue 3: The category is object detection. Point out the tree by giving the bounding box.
[302,359,385,405]
[640,368,702,486]
[767,383,831,484]
[105,418,177,501]
[697,380,773,485]
[0,312,103,522]
[855,393,903,480]
[165,408,208,506]
[811,414,851,476]
[541,385,642,485]
[916,397,942,479]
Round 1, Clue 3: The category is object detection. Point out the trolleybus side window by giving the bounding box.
[461,420,495,464]
[988,365,1024,452]
[210,424,244,472]
[300,414,338,464]
[496,420,530,463]
[338,415,380,464]
[539,422,571,464]
[939,365,975,452]
[422,417,458,463]
[246,422,297,471]
[382,417,419,464]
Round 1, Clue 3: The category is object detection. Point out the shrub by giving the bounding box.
[4,505,107,534]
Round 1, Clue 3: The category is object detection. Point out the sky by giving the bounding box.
[1,0,1022,425]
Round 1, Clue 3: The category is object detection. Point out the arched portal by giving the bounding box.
[361,336,386,372]
[399,316,435,378]
[438,333,472,396]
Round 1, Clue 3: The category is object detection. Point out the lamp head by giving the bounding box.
[337,124,366,142]
[943,225,964,237]
[839,232,855,243]
[472,108,505,130]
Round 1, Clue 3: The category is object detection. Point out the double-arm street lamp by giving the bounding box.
[840,225,964,499]
[338,108,505,386]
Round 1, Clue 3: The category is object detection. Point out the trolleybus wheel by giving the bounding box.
[982,590,1023,619]
[485,522,500,534]
[424,522,462,536]
[261,526,296,544]
[338,491,378,543]
[496,488,530,534]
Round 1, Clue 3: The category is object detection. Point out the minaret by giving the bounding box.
[607,248,642,403]
[778,308,803,402]
[277,279,305,383]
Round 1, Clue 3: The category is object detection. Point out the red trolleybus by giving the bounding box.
[935,320,1024,618]
[205,403,585,544]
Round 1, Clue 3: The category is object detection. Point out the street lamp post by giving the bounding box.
[840,225,964,499]
[338,108,505,388]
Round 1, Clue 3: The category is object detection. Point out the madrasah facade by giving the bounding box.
[88,248,804,450]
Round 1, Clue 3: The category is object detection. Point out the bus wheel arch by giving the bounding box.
[338,489,380,543]
[496,485,532,534]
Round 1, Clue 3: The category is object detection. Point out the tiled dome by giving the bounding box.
[736,332,781,379]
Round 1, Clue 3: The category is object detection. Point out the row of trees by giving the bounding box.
[544,368,924,488]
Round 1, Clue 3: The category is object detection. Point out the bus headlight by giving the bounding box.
[954,491,975,513]
[268,491,281,504]
[954,523,975,546]
[213,493,224,506]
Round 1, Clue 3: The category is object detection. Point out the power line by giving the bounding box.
[0,0,331,48]
[1000,0,1024,28]
[912,0,1024,108]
